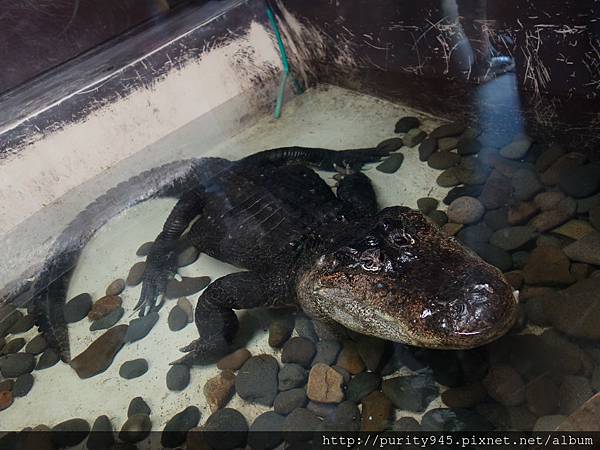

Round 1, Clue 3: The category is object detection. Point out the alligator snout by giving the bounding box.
[298,206,519,350]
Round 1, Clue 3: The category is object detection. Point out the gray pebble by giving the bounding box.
[0,353,36,378]
[36,349,59,370]
[51,418,90,448]
[417,197,439,214]
[106,279,125,296]
[418,138,437,161]
[376,137,403,152]
[430,121,466,139]
[0,308,22,338]
[273,388,308,415]
[203,408,248,449]
[8,314,34,334]
[322,401,361,432]
[392,417,422,431]
[469,242,513,272]
[294,316,318,342]
[428,210,448,227]
[500,136,532,160]
[119,414,151,443]
[346,372,381,402]
[126,261,146,286]
[428,151,461,170]
[421,407,490,431]
[168,305,188,332]
[281,337,316,368]
[119,359,149,379]
[165,276,211,299]
[87,415,114,450]
[12,373,34,397]
[64,293,93,323]
[438,137,459,152]
[457,137,481,155]
[125,312,159,343]
[90,307,124,331]
[176,246,200,267]
[278,364,308,391]
[489,226,537,251]
[166,364,190,391]
[25,335,47,355]
[395,116,420,133]
[376,153,404,173]
[128,396,151,417]
[177,297,194,323]
[382,374,439,412]
[236,355,279,406]
[447,196,485,224]
[249,412,285,449]
[1,338,26,355]
[281,408,321,441]
[307,401,337,419]
[135,241,154,256]
[312,340,341,366]
[161,405,201,448]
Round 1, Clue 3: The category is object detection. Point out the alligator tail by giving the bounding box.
[2,158,203,363]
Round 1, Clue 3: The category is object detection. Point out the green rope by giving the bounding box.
[266,4,303,119]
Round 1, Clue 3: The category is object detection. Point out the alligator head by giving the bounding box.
[297,206,518,349]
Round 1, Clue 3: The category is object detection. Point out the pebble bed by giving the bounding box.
[2,109,600,447]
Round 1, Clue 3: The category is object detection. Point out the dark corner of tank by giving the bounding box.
[1,0,600,446]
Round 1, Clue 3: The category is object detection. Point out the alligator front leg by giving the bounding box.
[135,188,205,315]
[173,270,293,365]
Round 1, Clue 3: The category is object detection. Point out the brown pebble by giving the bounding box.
[361,391,392,431]
[553,220,595,240]
[441,382,488,409]
[0,390,13,411]
[522,246,575,286]
[88,295,123,321]
[106,279,125,296]
[306,363,344,404]
[336,341,365,375]
[70,325,128,379]
[508,201,539,225]
[177,298,194,323]
[504,271,524,290]
[570,263,590,281]
[216,348,251,371]
[442,223,463,236]
[126,261,146,286]
[204,370,236,412]
[557,392,600,431]
[482,364,525,406]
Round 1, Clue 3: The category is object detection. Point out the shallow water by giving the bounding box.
[1,84,600,444]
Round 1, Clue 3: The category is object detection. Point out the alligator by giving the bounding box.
[1,145,518,365]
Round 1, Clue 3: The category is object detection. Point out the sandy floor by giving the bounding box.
[2,85,451,435]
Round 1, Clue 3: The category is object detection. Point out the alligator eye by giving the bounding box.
[360,248,382,271]
[388,228,414,247]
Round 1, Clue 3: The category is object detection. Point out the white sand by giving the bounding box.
[2,85,450,435]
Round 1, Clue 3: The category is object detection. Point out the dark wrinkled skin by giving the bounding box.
[132,147,518,365]
[10,145,517,365]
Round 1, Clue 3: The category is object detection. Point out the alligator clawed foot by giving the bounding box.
[170,337,230,366]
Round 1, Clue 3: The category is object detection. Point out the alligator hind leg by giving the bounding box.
[173,270,292,366]
[136,188,205,316]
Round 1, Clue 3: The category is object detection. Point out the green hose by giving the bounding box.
[266,4,303,119]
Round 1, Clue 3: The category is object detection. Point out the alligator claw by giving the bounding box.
[171,337,230,366]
